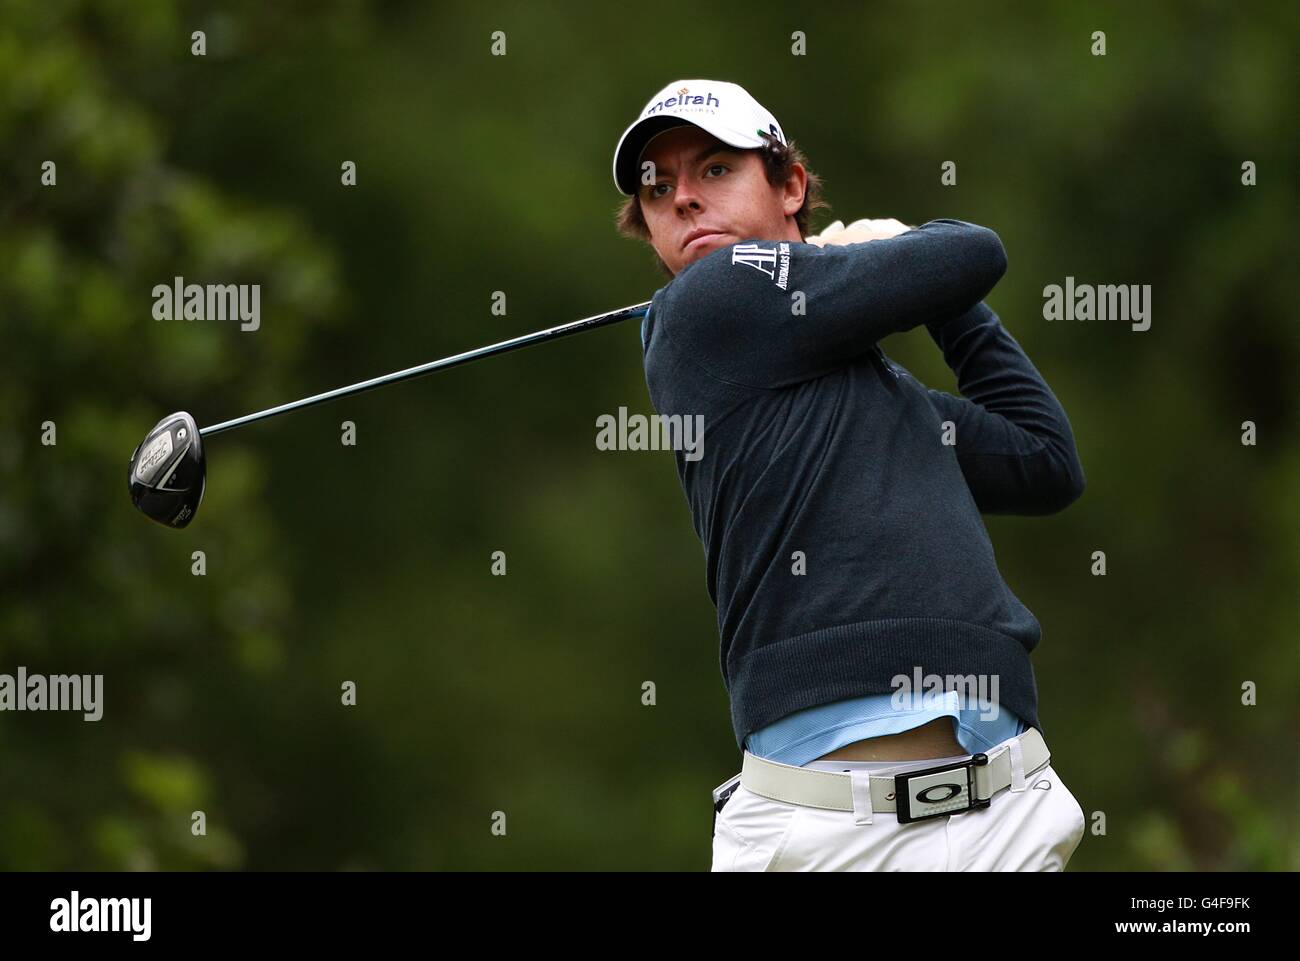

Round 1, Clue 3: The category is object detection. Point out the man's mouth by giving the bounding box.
[683,229,725,252]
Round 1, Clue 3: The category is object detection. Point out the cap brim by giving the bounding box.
[613,116,696,196]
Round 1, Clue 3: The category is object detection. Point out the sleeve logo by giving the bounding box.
[731,242,791,290]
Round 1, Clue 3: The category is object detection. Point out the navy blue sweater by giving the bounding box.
[638,220,1085,751]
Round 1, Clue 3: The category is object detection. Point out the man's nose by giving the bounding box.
[673,173,703,212]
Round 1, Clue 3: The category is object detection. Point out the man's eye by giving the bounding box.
[647,164,725,200]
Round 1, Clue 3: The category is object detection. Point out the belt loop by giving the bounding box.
[1007,736,1027,793]
[850,770,874,824]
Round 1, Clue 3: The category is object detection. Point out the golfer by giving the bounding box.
[612,80,1088,871]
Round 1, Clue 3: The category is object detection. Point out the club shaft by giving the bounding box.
[199,300,652,437]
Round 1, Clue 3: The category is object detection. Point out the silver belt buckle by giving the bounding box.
[893,753,991,823]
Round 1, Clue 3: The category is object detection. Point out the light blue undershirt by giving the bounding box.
[744,692,1026,767]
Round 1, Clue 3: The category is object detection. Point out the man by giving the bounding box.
[612,79,1088,871]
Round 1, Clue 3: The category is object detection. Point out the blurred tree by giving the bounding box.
[0,0,345,869]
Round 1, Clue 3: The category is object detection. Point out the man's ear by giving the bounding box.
[783,162,808,218]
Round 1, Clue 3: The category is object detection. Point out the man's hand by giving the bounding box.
[806,218,914,247]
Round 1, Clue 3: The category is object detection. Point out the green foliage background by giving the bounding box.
[1,0,1296,870]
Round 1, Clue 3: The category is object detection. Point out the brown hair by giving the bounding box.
[614,132,831,279]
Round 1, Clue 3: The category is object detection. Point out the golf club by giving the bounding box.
[128,300,652,528]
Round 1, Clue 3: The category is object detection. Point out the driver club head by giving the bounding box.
[128,411,206,528]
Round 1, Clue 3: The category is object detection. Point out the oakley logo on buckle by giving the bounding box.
[894,753,991,823]
[917,783,962,804]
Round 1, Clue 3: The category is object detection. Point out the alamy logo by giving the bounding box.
[595,406,704,462]
[890,668,1001,721]
[731,242,790,290]
[1042,276,1151,331]
[0,667,102,721]
[50,891,151,941]
[152,276,261,331]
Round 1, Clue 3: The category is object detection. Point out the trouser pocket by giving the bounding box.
[711,784,801,871]
[1049,766,1087,865]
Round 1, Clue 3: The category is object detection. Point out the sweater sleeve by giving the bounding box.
[922,301,1086,515]
[657,219,1007,389]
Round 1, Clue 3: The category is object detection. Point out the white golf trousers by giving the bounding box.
[711,752,1087,872]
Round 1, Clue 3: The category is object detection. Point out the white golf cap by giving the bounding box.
[612,79,787,196]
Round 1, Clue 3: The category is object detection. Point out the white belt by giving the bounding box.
[721,727,1051,824]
